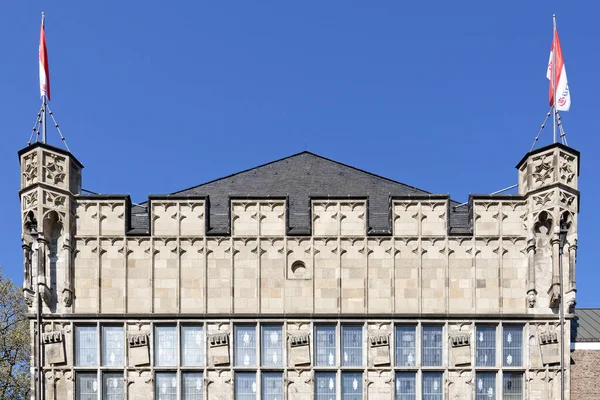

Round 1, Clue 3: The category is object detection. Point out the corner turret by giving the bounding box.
[516,143,579,312]
[19,143,83,313]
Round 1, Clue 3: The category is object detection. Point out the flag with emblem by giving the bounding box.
[547,28,570,111]
[39,16,50,100]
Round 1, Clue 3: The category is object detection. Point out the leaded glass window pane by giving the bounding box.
[476,325,496,367]
[235,372,256,400]
[422,372,443,400]
[315,372,336,400]
[182,325,204,367]
[503,372,523,400]
[503,326,523,367]
[395,372,416,400]
[182,372,203,400]
[342,372,362,400]
[315,325,336,367]
[235,325,257,367]
[342,325,362,366]
[262,372,283,400]
[76,372,98,400]
[155,372,177,400]
[76,326,97,366]
[422,326,442,367]
[103,373,124,400]
[476,372,496,400]
[155,326,177,367]
[102,326,124,366]
[261,326,283,367]
[395,326,416,366]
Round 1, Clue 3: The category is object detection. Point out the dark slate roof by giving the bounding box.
[128,151,471,235]
[571,309,600,342]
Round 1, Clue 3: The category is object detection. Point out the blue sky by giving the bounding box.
[0,1,597,306]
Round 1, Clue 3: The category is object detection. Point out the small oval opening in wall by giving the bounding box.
[291,261,306,276]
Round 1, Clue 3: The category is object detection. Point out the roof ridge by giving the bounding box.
[169,150,432,196]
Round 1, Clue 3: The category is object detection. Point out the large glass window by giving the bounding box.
[315,372,336,400]
[182,372,204,400]
[261,326,283,367]
[315,325,336,367]
[422,326,442,367]
[102,326,124,366]
[261,372,283,400]
[155,326,177,366]
[155,372,177,400]
[342,372,363,400]
[503,372,523,400]
[235,372,257,400]
[395,372,416,400]
[235,325,257,367]
[76,372,98,400]
[476,325,496,367]
[76,326,97,366]
[503,326,523,367]
[103,373,124,400]
[341,325,362,366]
[182,325,204,367]
[395,326,416,366]
[476,372,496,400]
[422,372,443,400]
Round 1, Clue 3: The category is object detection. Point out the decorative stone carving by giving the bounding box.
[559,191,576,208]
[43,331,65,364]
[532,191,553,207]
[531,154,554,188]
[559,152,575,184]
[22,152,38,187]
[208,333,230,366]
[450,334,471,366]
[526,238,537,308]
[368,334,390,366]
[44,190,66,208]
[538,329,560,365]
[62,238,74,307]
[43,152,66,185]
[22,191,38,210]
[128,333,150,366]
[289,334,311,366]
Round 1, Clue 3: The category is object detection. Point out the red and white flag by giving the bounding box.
[39,20,50,100]
[546,29,569,111]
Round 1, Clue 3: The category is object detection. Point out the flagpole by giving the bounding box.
[41,12,47,144]
[552,14,557,143]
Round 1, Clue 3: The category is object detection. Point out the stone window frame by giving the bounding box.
[472,323,526,400]
[151,321,206,399]
[73,322,127,400]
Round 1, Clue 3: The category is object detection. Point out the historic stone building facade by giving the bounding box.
[19,142,581,399]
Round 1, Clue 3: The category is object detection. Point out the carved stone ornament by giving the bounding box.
[559,153,575,184]
[43,152,66,185]
[128,333,150,366]
[289,334,311,366]
[22,153,38,187]
[369,335,391,366]
[538,329,560,365]
[43,331,66,364]
[208,333,230,366]
[22,191,38,210]
[450,334,471,366]
[532,154,554,187]
[526,290,537,308]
